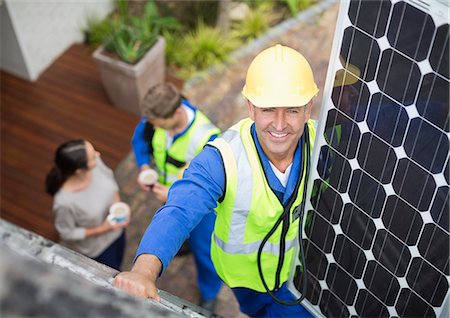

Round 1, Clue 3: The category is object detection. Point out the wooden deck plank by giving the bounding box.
[1,44,140,241]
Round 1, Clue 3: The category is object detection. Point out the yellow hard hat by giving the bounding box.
[242,44,319,108]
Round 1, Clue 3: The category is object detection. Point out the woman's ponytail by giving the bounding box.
[45,140,87,196]
[45,166,63,196]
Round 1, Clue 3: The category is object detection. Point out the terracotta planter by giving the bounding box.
[93,37,166,115]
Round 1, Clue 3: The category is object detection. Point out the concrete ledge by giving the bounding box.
[0,219,218,318]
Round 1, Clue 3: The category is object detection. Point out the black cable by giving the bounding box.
[257,124,311,306]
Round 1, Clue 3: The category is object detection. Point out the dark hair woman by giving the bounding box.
[46,139,129,270]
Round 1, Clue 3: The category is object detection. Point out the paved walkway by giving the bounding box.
[116,2,338,317]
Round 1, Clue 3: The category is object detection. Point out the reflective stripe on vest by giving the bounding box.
[152,110,220,186]
[213,232,297,255]
[209,118,315,291]
[185,122,218,160]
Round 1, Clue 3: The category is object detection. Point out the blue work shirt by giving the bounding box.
[136,122,304,272]
[131,100,204,168]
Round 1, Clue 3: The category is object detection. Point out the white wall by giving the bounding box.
[0,0,113,81]
[1,3,30,79]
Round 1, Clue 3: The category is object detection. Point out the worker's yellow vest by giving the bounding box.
[152,110,220,185]
[209,118,315,292]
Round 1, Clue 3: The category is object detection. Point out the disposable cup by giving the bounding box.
[107,202,130,224]
[138,169,158,186]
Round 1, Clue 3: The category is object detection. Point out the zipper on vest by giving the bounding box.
[257,123,311,305]
[274,209,290,289]
[163,150,168,184]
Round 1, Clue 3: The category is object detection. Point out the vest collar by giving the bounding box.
[171,100,197,141]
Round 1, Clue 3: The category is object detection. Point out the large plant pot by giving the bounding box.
[93,37,166,115]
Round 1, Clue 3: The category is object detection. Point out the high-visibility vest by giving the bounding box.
[152,110,220,186]
[208,118,315,292]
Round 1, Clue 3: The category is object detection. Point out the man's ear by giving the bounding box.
[172,106,184,120]
[175,107,184,116]
[247,100,255,121]
[304,100,313,121]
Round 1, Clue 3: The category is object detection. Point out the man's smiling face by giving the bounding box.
[248,101,312,165]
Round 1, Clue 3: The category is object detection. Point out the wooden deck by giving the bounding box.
[1,44,140,241]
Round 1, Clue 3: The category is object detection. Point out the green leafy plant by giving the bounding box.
[165,20,241,79]
[163,30,185,69]
[242,0,274,9]
[283,0,317,17]
[85,16,112,47]
[231,2,278,41]
[96,0,181,64]
[160,1,219,30]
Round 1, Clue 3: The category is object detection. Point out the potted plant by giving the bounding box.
[92,0,180,115]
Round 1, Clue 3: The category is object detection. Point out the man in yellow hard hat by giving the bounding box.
[114,44,318,317]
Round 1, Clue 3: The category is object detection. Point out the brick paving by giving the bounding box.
[116,2,338,317]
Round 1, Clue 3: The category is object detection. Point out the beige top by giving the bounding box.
[53,157,122,258]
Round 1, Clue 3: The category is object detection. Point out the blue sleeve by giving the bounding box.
[136,145,225,272]
[131,117,152,168]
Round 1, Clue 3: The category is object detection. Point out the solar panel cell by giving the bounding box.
[377,49,421,105]
[348,0,391,38]
[418,223,449,274]
[363,261,400,305]
[348,169,386,217]
[355,289,390,317]
[429,24,449,79]
[341,203,377,249]
[333,234,367,278]
[387,2,435,61]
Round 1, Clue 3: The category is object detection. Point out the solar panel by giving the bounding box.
[289,1,449,317]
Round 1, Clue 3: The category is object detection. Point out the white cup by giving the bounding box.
[107,202,130,224]
[138,169,158,186]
